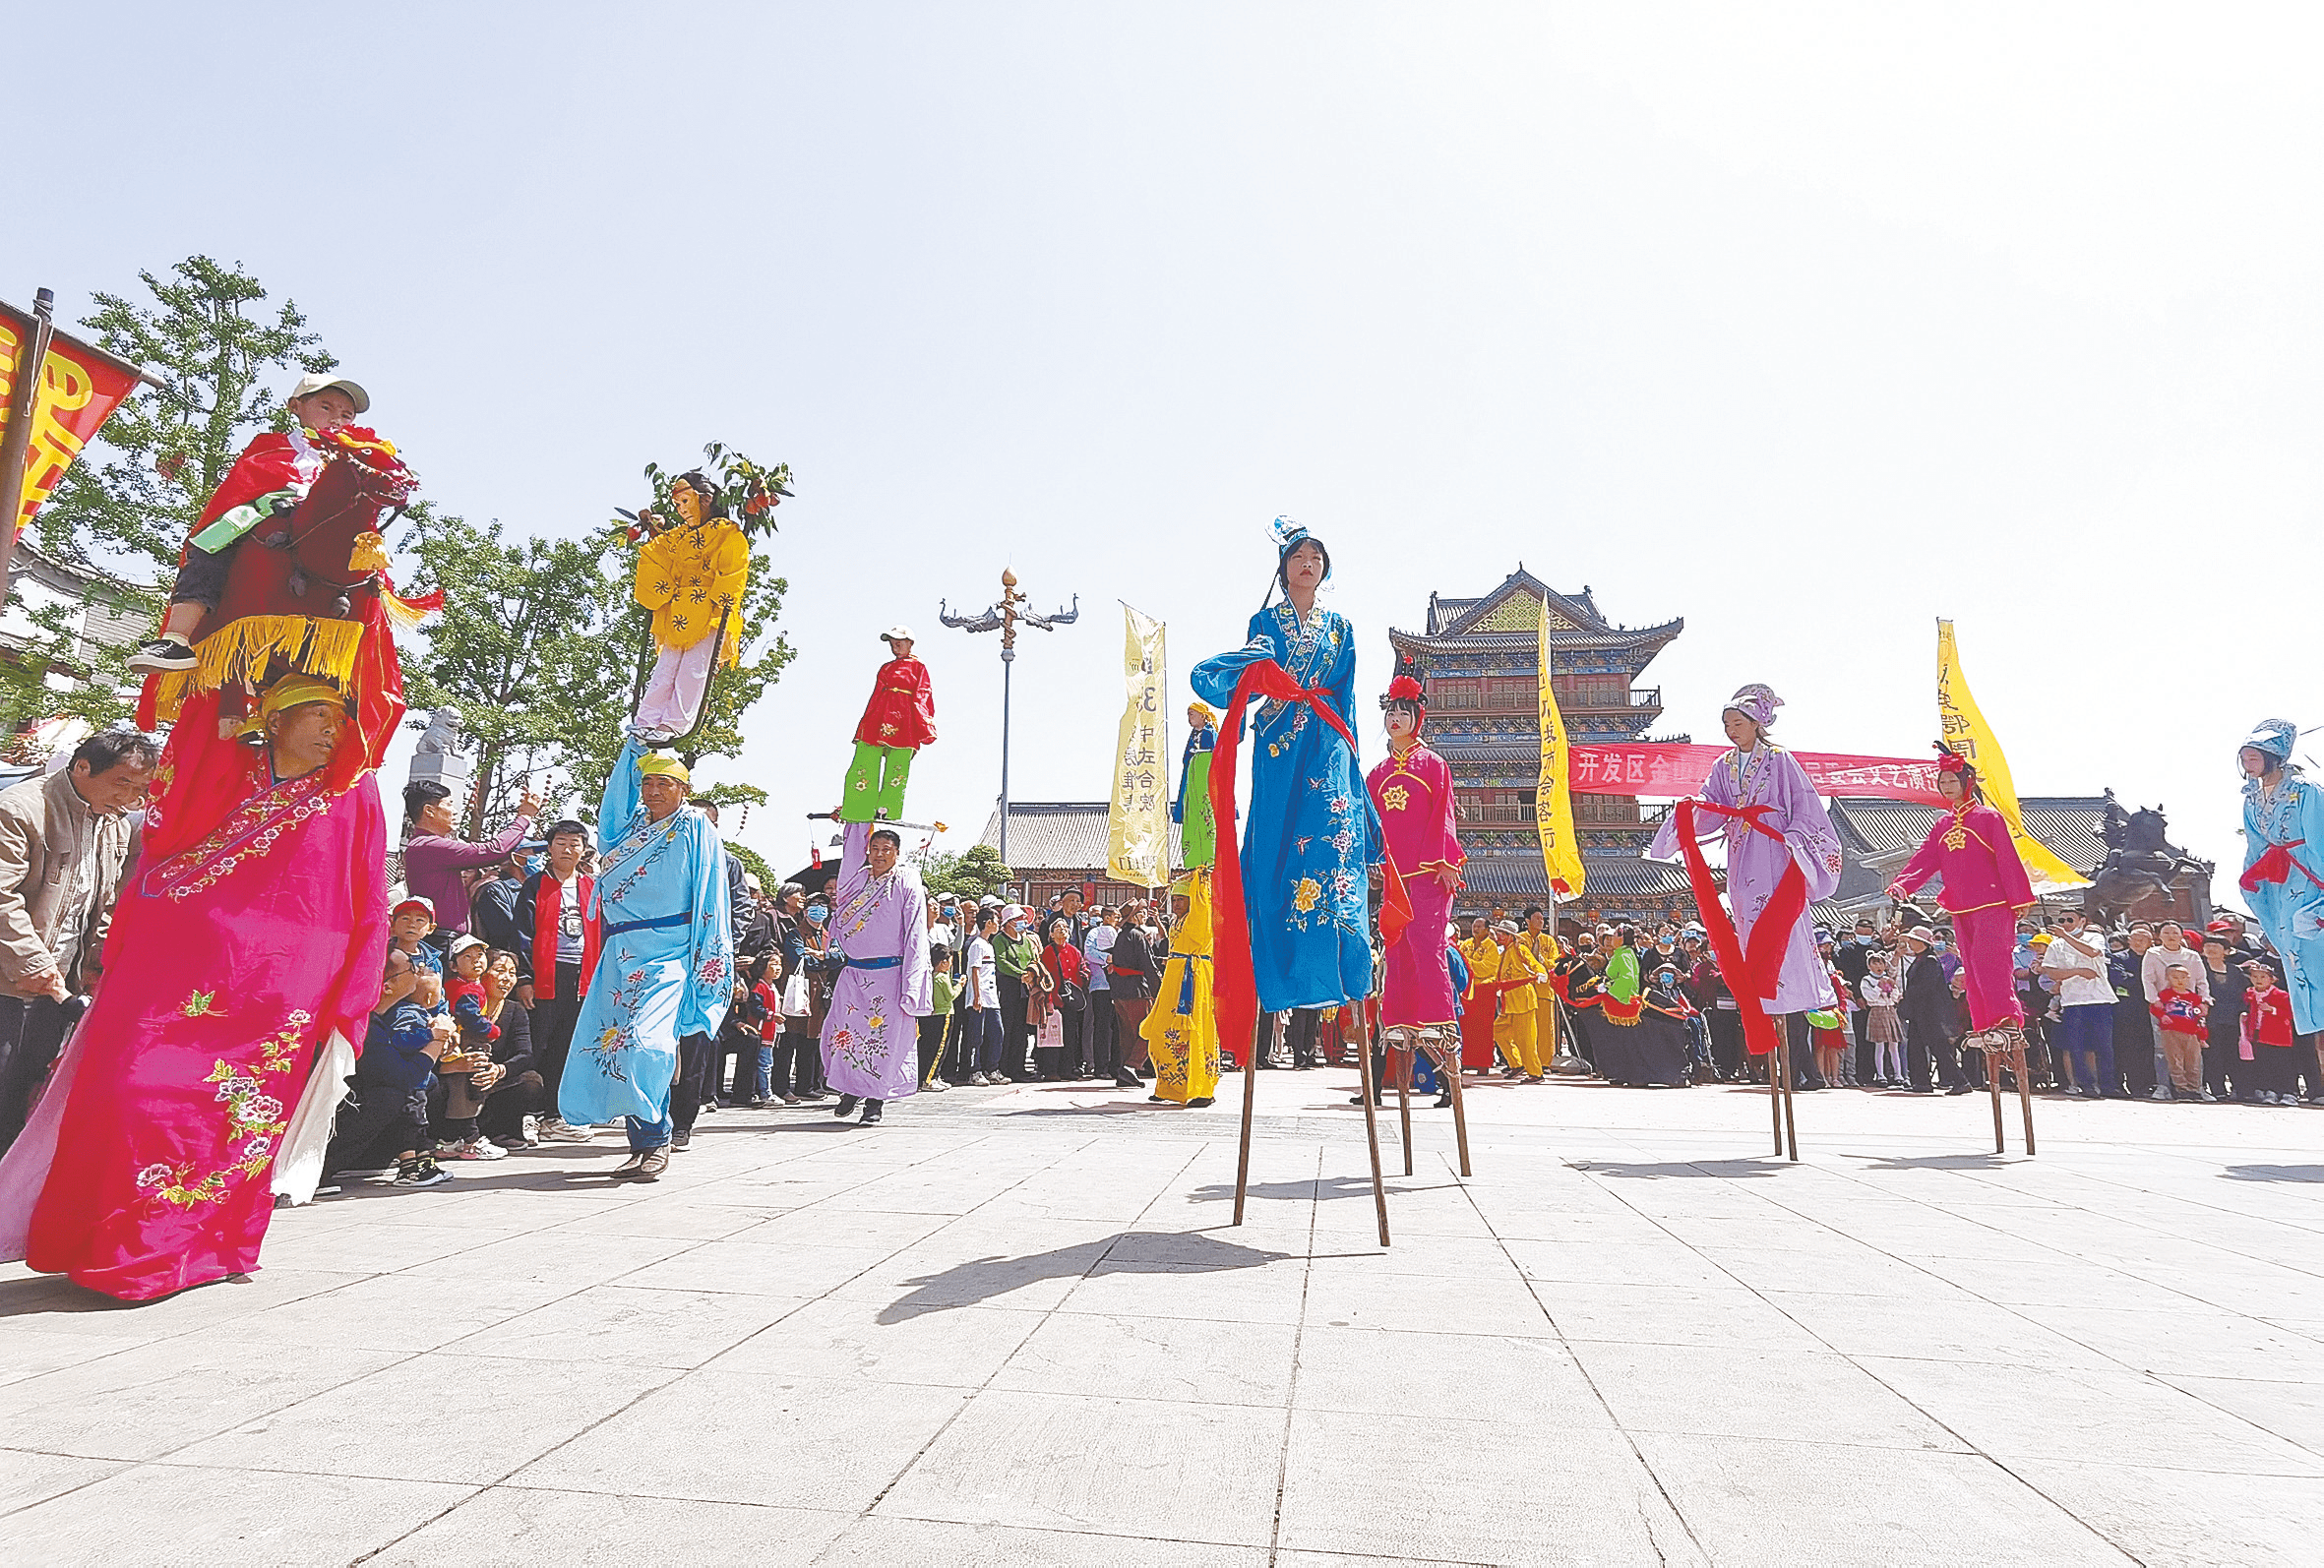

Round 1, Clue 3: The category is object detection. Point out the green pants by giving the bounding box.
[842,742,915,823]
[1178,753,1215,870]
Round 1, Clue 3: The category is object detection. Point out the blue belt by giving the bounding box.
[843,953,903,970]
[604,910,693,937]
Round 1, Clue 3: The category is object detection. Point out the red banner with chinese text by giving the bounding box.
[1570,744,1942,804]
[0,305,145,534]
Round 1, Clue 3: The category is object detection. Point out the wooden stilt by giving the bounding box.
[1778,1028,1799,1163]
[1352,1007,1392,1246]
[1987,1039,2006,1154]
[1769,1039,1785,1157]
[1393,1035,1414,1177]
[1232,1020,1260,1226]
[2015,1043,2037,1157]
[1441,1029,1474,1178]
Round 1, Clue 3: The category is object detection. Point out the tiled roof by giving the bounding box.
[976,802,1183,872]
[1825,795,2126,877]
[1389,625,1682,655]
[1457,857,1698,900]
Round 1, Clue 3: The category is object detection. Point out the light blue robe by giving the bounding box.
[559,737,734,1128]
[1192,603,1382,1012]
[2242,769,2324,1033]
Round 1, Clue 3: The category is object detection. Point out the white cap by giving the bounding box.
[883,625,914,641]
[288,372,370,414]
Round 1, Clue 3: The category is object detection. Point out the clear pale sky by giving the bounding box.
[11,3,2319,901]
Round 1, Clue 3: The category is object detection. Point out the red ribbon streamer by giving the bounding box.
[1673,798,1809,1058]
[1207,657,1410,1064]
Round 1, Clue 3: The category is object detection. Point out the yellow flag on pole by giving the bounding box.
[1935,619,2087,894]
[1107,603,1169,887]
[1535,595,1586,898]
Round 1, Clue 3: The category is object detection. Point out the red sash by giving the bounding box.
[1206,657,1411,1062]
[1673,798,1808,1057]
[2240,839,2324,895]
[531,873,600,999]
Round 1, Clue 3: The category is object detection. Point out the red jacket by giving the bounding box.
[2245,984,2295,1048]
[517,871,600,999]
[852,657,938,749]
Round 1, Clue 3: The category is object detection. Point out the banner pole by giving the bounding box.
[0,288,58,609]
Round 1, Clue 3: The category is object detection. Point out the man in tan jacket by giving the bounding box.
[0,731,155,1149]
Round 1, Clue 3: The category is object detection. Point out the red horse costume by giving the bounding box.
[0,427,430,1298]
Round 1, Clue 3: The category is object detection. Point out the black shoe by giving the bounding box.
[1115,1071,1141,1089]
[1187,1097,1214,1108]
[671,1128,692,1150]
[1136,1065,1153,1079]
[1435,1093,1454,1109]
[859,1100,884,1125]
[1945,1084,1973,1096]
[125,637,199,675]
[833,1095,860,1118]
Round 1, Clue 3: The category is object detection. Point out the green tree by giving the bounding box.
[723,839,775,891]
[0,256,334,730]
[396,507,629,834]
[921,844,1011,900]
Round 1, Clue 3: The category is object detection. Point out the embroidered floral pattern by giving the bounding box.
[149,774,338,904]
[1292,877,1321,914]
[135,1009,312,1210]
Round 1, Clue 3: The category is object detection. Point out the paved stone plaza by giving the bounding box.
[2,1070,2320,1566]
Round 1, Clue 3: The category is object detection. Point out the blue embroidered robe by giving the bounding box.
[559,737,734,1126]
[2243,770,2324,1033]
[1192,603,1382,1012]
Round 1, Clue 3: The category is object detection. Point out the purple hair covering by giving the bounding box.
[1723,683,1782,731]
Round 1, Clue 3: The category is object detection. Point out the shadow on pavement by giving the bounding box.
[878,1230,1292,1323]
[1185,1174,1408,1204]
[2221,1165,2324,1182]
[1572,1160,1782,1179]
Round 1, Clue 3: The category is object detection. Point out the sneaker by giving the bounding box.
[671,1128,692,1150]
[968,1072,990,1086]
[2150,1086,2172,1101]
[781,1094,802,1105]
[635,1147,670,1179]
[833,1095,860,1118]
[443,1138,507,1161]
[538,1117,593,1142]
[858,1101,884,1126]
[520,1114,541,1146]
[125,636,198,675]
[395,1156,453,1188]
[2197,1089,2218,1103]
[924,1077,949,1092]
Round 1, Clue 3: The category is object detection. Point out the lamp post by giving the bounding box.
[941,568,1077,870]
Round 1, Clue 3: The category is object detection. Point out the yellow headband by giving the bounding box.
[637,752,691,785]
[259,674,350,719]
[1187,701,1216,724]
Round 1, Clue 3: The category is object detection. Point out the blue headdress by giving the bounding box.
[1258,514,1331,613]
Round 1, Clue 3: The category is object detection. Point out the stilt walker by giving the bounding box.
[1650,685,1844,1162]
[1888,746,2040,1154]
[841,628,937,822]
[1194,518,1406,1244]
[1365,674,1473,1176]
[629,471,753,745]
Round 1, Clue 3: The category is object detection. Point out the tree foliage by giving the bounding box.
[921,843,1011,900]
[396,505,629,834]
[1,256,333,732]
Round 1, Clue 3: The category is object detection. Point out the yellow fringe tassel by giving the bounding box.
[150,615,368,722]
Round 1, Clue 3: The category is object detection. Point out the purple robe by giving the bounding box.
[819,821,933,1100]
[1650,743,1841,1014]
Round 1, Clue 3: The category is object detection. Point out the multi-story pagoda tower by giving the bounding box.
[1387,568,1696,920]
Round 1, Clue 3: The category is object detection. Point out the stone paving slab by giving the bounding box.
[3,1068,2322,1564]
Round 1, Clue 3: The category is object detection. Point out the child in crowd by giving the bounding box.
[390,896,442,974]
[923,942,959,1090]
[326,951,457,1187]
[2150,963,2212,1101]
[2201,935,2251,1103]
[2242,959,2299,1105]
[434,935,507,1161]
[1860,951,1904,1087]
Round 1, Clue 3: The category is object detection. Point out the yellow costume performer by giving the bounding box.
[632,476,749,739]
[1490,929,1549,1079]
[1142,869,1220,1105]
[1522,927,1562,1066]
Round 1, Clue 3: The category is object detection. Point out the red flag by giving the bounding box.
[0,305,146,534]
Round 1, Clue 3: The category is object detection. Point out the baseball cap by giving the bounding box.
[288,371,370,413]
[393,896,436,922]
[447,933,486,958]
[883,625,915,641]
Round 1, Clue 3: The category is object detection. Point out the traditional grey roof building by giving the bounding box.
[1387,567,1692,919]
[976,802,1184,909]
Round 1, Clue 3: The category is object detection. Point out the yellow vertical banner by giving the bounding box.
[1107,603,1169,887]
[1535,594,1586,897]
[1936,619,2086,893]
